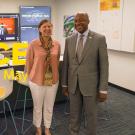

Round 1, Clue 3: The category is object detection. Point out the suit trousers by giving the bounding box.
[29,81,58,128]
[69,81,97,135]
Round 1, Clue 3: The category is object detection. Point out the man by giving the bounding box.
[0,23,8,35]
[0,23,8,40]
[62,13,109,135]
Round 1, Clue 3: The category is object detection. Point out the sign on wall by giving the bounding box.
[97,0,123,51]
[20,6,51,26]
[20,6,51,43]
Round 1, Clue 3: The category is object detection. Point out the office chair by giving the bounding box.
[64,96,70,115]
[13,71,32,135]
[0,68,18,135]
[98,99,111,121]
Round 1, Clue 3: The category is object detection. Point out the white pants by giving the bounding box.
[29,81,58,128]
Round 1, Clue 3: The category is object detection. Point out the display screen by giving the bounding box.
[20,6,51,26]
[20,27,39,43]
[0,14,19,42]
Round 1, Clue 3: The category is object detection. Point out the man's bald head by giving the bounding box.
[75,13,90,23]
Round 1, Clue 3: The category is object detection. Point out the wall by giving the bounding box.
[109,50,135,91]
[55,0,135,92]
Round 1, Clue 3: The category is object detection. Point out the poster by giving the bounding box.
[64,15,74,37]
[100,0,120,11]
[97,0,123,50]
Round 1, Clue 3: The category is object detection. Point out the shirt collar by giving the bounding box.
[77,29,89,38]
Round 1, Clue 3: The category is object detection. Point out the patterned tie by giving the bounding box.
[76,34,84,63]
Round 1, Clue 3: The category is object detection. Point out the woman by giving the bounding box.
[25,19,61,135]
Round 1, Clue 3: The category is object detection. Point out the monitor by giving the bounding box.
[20,26,39,43]
[0,14,19,42]
[20,6,51,26]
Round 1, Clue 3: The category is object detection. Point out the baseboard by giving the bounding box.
[109,82,135,95]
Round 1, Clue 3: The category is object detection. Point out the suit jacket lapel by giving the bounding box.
[80,31,94,63]
[71,34,78,62]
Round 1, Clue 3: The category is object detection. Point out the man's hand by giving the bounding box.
[62,87,69,97]
[98,91,107,102]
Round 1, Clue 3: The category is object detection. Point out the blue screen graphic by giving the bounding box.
[20,6,51,26]
[20,27,39,43]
